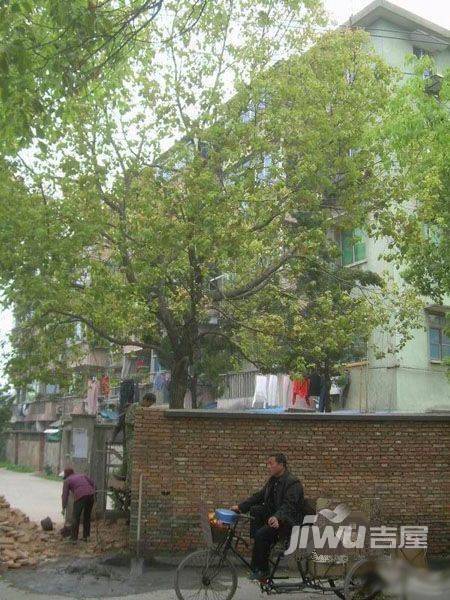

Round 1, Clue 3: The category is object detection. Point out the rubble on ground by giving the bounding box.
[0,496,128,570]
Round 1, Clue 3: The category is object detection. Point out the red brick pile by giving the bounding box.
[0,495,129,570]
[0,496,54,568]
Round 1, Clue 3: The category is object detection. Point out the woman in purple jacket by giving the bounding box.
[62,468,96,542]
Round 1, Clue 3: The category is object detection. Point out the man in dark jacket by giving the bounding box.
[231,453,303,580]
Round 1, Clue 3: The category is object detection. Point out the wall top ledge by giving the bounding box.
[163,409,450,422]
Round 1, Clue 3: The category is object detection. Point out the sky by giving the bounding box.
[1,0,449,387]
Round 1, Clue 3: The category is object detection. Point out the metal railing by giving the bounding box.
[218,370,257,400]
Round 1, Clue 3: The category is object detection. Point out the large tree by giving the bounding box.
[0,8,422,407]
[373,58,450,302]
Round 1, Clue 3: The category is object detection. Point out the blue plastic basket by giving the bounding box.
[215,508,239,525]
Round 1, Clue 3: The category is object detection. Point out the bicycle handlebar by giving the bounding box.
[236,513,254,520]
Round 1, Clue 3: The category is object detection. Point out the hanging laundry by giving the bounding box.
[290,377,315,410]
[308,373,322,396]
[154,371,166,391]
[100,374,110,398]
[291,378,309,405]
[119,379,135,411]
[86,378,100,415]
[266,375,278,407]
[277,374,292,409]
[252,375,268,407]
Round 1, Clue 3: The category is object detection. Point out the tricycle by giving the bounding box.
[175,509,384,600]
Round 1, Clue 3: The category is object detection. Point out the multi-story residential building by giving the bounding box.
[340,0,450,412]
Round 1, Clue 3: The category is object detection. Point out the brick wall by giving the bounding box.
[131,407,450,556]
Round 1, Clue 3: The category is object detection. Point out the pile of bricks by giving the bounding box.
[0,496,57,569]
[0,495,129,570]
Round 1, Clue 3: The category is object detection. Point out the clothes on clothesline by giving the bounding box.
[119,379,139,411]
[308,373,322,396]
[252,374,279,408]
[292,378,309,402]
[86,379,99,415]
[318,378,331,412]
[290,377,316,410]
[252,373,323,410]
[251,371,351,412]
[277,375,292,409]
[154,371,168,391]
[252,374,291,408]
[100,374,110,398]
[20,404,30,417]
[154,371,171,404]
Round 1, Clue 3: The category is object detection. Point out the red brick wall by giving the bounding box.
[131,407,450,556]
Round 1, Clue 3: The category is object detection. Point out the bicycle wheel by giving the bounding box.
[343,558,383,600]
[174,548,238,600]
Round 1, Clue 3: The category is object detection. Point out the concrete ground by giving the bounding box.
[0,468,64,525]
[0,576,322,600]
[1,470,447,599]
[0,554,325,599]
[0,469,321,599]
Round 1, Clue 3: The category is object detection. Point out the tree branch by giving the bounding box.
[51,310,154,349]
[211,250,297,301]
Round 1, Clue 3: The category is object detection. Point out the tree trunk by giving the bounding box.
[318,363,332,413]
[324,362,332,413]
[190,373,198,409]
[169,357,189,409]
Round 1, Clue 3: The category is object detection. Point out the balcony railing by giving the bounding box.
[218,370,257,400]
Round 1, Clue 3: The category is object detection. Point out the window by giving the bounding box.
[341,229,366,266]
[344,68,356,84]
[413,47,434,78]
[428,313,450,362]
[241,98,267,123]
[413,47,432,59]
[344,336,368,363]
[423,223,441,245]
[256,154,272,183]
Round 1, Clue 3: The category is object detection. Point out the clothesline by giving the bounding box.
[251,373,345,410]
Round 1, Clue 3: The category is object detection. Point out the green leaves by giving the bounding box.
[373,61,450,303]
[0,5,425,400]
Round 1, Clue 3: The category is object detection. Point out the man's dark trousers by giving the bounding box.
[249,505,291,573]
[72,494,95,540]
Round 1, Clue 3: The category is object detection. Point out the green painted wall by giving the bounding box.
[345,15,450,412]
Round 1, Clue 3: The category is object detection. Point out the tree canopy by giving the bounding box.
[373,58,450,303]
[0,0,209,152]
[0,2,424,406]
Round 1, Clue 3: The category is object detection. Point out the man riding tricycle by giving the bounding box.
[175,453,384,600]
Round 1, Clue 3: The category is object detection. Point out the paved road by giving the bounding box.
[0,468,63,525]
[0,579,321,599]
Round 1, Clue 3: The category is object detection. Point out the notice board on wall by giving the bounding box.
[72,428,88,459]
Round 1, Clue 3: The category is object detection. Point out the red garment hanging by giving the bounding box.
[291,378,310,405]
[100,374,110,397]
